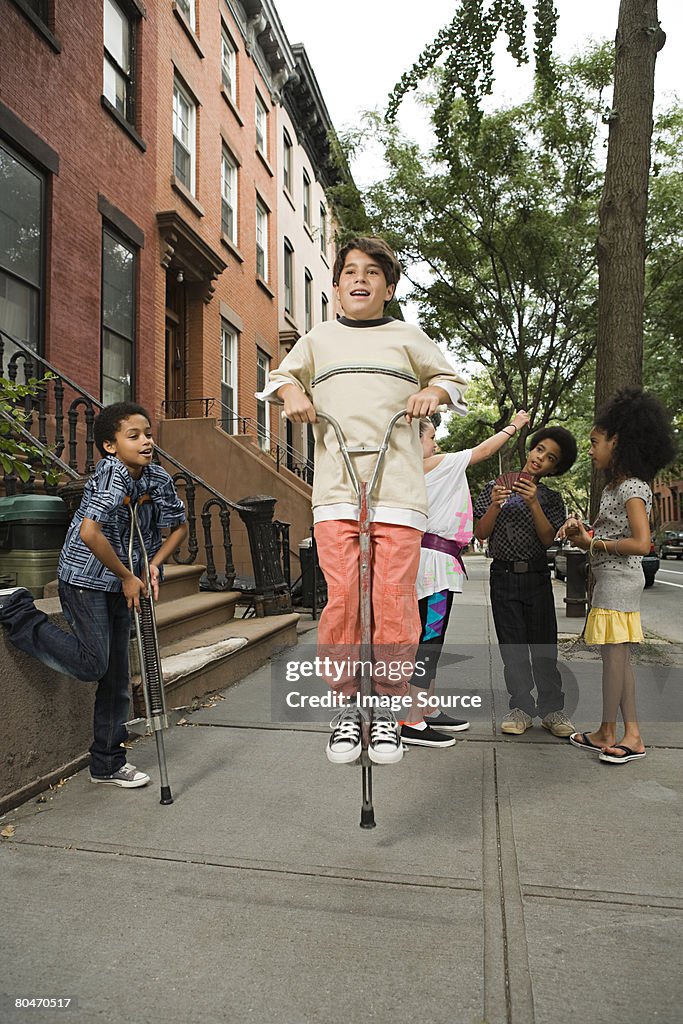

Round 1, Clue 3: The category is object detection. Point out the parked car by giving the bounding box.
[657,527,683,560]
[642,543,660,588]
[554,540,659,587]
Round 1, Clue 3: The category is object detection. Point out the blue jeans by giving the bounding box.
[1,582,131,776]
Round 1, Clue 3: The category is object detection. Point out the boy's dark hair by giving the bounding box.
[594,386,676,481]
[528,426,577,476]
[94,402,152,457]
[332,236,402,290]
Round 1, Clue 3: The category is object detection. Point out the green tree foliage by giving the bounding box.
[644,104,683,442]
[0,374,60,486]
[387,0,559,142]
[367,47,613,438]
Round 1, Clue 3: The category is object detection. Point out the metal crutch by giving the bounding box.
[125,495,175,805]
[316,409,409,829]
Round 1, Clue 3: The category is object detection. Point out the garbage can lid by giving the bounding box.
[0,495,69,524]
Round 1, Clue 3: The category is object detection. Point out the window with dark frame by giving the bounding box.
[256,348,270,450]
[302,170,311,226]
[103,0,137,126]
[101,227,135,405]
[221,146,238,243]
[283,239,294,315]
[304,269,312,332]
[319,203,327,254]
[283,129,292,193]
[0,141,44,358]
[321,292,329,322]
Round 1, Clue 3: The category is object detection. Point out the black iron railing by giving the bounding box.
[0,328,289,607]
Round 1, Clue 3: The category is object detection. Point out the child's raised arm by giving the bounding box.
[469,410,530,466]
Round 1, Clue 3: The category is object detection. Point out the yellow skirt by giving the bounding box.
[585,608,643,645]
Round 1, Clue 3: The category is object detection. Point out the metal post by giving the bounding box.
[564,547,588,617]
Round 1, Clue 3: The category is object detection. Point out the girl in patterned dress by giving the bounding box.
[561,387,676,765]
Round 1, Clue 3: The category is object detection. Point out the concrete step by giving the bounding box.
[151,611,300,708]
[154,591,240,645]
[158,563,208,604]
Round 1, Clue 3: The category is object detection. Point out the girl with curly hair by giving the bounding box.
[561,386,677,765]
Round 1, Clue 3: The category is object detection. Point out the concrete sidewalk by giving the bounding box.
[2,559,682,1024]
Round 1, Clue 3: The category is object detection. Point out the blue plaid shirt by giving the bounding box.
[58,458,186,592]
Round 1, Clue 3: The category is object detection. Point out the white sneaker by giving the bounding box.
[501,709,533,735]
[541,710,575,738]
[90,762,150,788]
[326,707,362,764]
[369,708,403,765]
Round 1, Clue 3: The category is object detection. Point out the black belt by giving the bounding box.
[492,557,549,574]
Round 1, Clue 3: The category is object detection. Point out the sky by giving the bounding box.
[273,1,682,411]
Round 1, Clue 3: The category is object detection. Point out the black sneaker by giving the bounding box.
[401,724,457,748]
[424,712,470,732]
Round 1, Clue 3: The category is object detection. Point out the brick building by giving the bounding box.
[0,0,347,480]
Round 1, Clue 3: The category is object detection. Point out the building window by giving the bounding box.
[319,203,327,255]
[220,27,237,100]
[0,142,44,356]
[220,321,238,433]
[302,170,311,226]
[101,227,135,405]
[103,0,136,125]
[256,349,270,449]
[221,147,238,243]
[255,199,268,281]
[321,292,329,322]
[304,269,312,332]
[173,78,196,193]
[255,93,268,157]
[176,0,195,30]
[283,238,293,315]
[283,129,292,194]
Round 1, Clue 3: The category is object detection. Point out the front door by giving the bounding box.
[165,275,186,417]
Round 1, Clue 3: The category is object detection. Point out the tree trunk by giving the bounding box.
[591,0,664,518]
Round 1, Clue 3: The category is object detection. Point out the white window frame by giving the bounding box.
[176,0,195,30]
[220,27,237,100]
[173,78,196,194]
[221,147,238,244]
[255,93,268,157]
[255,199,268,281]
[256,349,270,450]
[321,292,329,322]
[220,321,239,433]
[103,0,134,124]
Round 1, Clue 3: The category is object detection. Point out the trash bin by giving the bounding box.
[0,495,70,597]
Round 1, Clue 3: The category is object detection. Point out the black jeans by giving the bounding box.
[410,589,454,691]
[489,564,564,718]
[1,582,131,776]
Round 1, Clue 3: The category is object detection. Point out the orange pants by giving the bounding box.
[314,519,422,697]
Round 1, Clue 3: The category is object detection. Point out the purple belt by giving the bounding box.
[421,532,468,577]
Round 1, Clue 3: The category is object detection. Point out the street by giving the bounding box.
[632,562,683,644]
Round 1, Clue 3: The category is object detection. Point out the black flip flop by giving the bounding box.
[569,731,602,752]
[598,744,646,764]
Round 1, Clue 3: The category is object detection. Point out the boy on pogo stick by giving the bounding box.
[258,237,468,765]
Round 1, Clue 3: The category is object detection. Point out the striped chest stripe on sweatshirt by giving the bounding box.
[311,364,419,388]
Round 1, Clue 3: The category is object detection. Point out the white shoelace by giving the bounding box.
[370,709,400,749]
[329,709,361,751]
